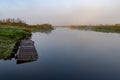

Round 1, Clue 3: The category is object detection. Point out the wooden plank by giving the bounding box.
[17,39,38,63]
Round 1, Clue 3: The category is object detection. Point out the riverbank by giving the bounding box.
[0,18,54,59]
[67,25,120,33]
[0,18,54,33]
[93,25,120,33]
[0,27,31,59]
[0,25,54,60]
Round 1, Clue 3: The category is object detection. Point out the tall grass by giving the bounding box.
[0,27,31,60]
[67,25,120,33]
[0,18,54,60]
[93,25,120,33]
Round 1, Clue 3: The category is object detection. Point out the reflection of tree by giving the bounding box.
[29,24,54,34]
[32,28,54,34]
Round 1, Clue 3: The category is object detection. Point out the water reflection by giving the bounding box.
[0,28,54,64]
[0,50,38,64]
[0,39,39,64]
[32,27,54,34]
[17,58,38,64]
[31,27,120,80]
[1,27,120,80]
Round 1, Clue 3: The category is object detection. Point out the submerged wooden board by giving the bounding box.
[17,40,38,63]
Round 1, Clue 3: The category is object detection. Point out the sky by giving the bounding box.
[0,0,120,25]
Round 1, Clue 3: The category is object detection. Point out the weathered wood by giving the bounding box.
[17,39,38,63]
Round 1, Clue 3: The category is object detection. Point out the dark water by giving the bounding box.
[1,27,120,80]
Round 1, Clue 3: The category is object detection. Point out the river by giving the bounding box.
[1,27,120,80]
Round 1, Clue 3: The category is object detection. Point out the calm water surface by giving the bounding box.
[1,27,120,80]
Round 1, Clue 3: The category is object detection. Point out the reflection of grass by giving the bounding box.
[0,27,31,59]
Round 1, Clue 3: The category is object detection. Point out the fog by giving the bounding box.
[0,0,120,25]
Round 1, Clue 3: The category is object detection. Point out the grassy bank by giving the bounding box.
[0,18,54,33]
[0,18,54,60]
[67,25,120,33]
[93,25,120,33]
[0,27,31,60]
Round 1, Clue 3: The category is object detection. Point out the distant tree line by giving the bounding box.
[0,18,27,26]
[0,18,53,29]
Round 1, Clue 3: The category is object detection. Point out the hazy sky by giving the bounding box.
[0,0,120,25]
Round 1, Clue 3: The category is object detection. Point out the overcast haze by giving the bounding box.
[0,0,120,25]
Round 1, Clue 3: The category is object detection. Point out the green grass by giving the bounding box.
[0,20,54,60]
[67,25,120,33]
[0,18,54,59]
[93,26,120,33]
[0,25,54,60]
[0,26,31,60]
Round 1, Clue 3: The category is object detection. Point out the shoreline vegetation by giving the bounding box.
[1,18,120,60]
[0,18,54,32]
[0,18,54,60]
[65,24,120,33]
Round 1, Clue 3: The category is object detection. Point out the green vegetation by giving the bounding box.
[93,25,120,33]
[0,27,31,59]
[67,24,120,33]
[0,18,27,27]
[0,18,54,33]
[0,18,54,60]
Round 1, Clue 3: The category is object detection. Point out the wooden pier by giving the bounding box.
[17,39,38,64]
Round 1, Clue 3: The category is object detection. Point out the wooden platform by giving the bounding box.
[17,39,38,63]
